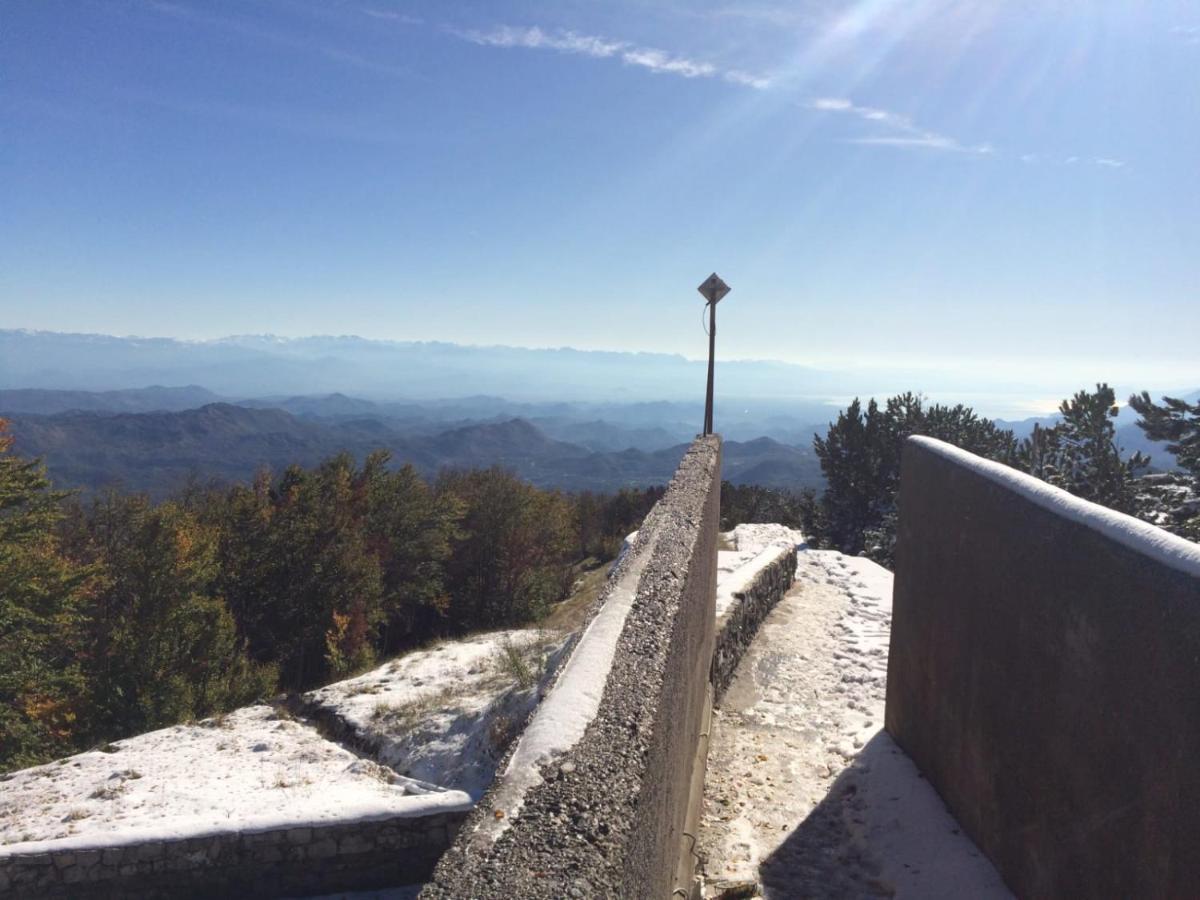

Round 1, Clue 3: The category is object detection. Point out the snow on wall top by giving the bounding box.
[0,705,471,857]
[715,524,803,617]
[729,523,804,552]
[910,436,1200,579]
[470,532,655,844]
[716,545,793,618]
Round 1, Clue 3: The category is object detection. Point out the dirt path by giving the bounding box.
[696,550,1012,899]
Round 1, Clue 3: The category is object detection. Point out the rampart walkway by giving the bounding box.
[697,549,1011,899]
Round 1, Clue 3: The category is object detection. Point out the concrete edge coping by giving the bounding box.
[909,435,1200,579]
[0,800,473,860]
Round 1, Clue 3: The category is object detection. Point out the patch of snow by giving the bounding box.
[728,523,804,553]
[856,732,1012,898]
[911,435,1200,577]
[305,629,567,801]
[610,530,638,574]
[700,546,1009,898]
[0,705,470,857]
[718,547,758,577]
[716,545,794,618]
[714,524,803,618]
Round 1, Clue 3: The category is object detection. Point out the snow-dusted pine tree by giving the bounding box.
[1129,391,1200,540]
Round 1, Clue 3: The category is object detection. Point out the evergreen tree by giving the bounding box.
[0,421,91,769]
[719,482,808,531]
[1129,390,1200,539]
[1018,384,1148,514]
[812,394,1016,562]
[361,452,461,653]
[265,457,384,686]
[812,398,884,555]
[71,493,275,739]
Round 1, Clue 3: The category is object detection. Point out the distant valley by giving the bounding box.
[1,372,1188,497]
[1,390,824,496]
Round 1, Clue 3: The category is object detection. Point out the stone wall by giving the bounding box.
[0,810,465,899]
[886,436,1200,899]
[421,435,722,900]
[711,546,797,702]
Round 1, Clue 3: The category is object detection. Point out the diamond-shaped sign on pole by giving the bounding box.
[698,272,731,305]
[697,273,730,436]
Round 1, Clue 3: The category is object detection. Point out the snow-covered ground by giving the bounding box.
[716,524,803,618]
[0,705,470,856]
[304,629,570,801]
[718,524,802,574]
[699,548,1012,899]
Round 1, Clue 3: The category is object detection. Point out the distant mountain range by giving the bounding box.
[1,380,1190,497]
[3,401,822,496]
[0,329,848,407]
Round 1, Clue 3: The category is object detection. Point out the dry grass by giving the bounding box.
[494,637,539,689]
[370,687,454,729]
[542,562,610,632]
[87,783,125,801]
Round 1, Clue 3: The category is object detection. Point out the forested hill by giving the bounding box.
[4,403,822,496]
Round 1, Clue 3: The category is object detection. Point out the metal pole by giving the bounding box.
[704,300,716,435]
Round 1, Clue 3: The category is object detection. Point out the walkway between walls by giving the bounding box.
[696,549,1012,899]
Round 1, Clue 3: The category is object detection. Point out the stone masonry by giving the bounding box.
[710,545,797,703]
[0,810,465,899]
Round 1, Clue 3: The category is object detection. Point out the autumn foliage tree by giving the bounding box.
[438,467,574,629]
[0,428,663,773]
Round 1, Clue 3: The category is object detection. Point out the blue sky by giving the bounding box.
[3,0,1198,395]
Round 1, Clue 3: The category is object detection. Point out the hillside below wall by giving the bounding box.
[421,435,721,900]
[886,436,1200,899]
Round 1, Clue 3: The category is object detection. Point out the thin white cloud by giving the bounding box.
[1026,152,1125,169]
[458,25,626,59]
[622,47,714,78]
[850,136,964,151]
[455,25,769,88]
[362,9,423,26]
[809,96,992,154]
[724,70,773,89]
[811,97,852,111]
[1171,25,1200,45]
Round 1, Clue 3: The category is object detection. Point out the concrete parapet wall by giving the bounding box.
[421,436,721,900]
[711,546,797,702]
[0,811,465,899]
[886,436,1200,899]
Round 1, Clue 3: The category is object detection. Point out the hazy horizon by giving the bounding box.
[3,328,1195,420]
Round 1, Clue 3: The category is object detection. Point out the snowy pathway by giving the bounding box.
[697,550,1012,899]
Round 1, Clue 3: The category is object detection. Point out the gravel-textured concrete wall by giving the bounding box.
[711,547,796,702]
[887,436,1200,899]
[0,810,465,899]
[422,435,721,900]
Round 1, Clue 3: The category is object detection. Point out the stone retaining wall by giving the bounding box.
[711,546,797,702]
[421,436,722,899]
[887,436,1200,899]
[0,810,466,899]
